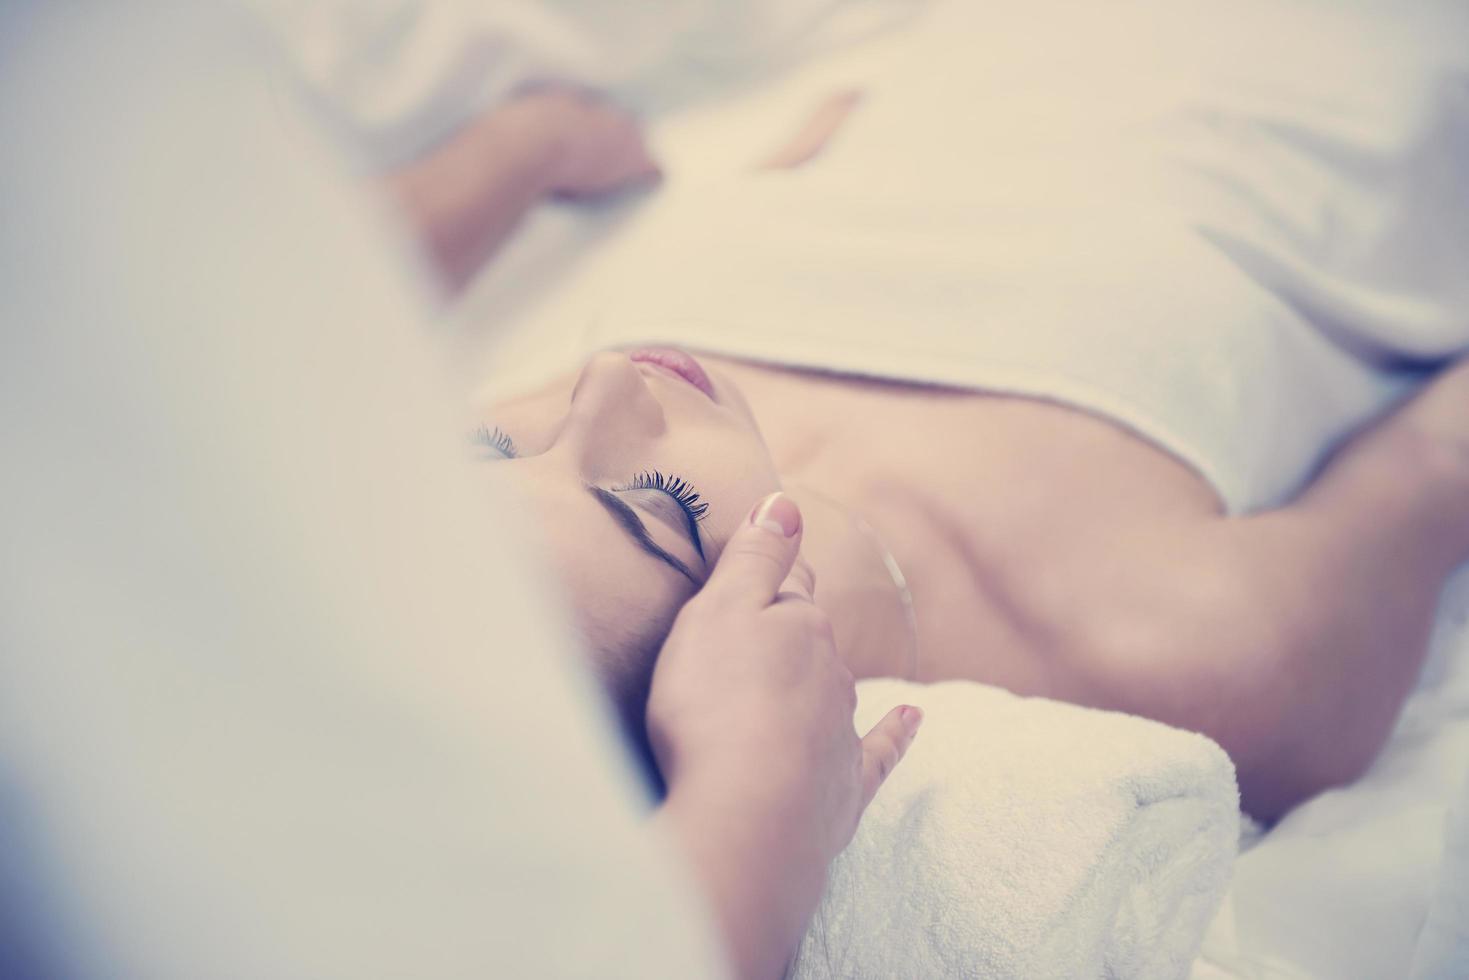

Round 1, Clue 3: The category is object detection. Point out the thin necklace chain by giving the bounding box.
[786,483,920,680]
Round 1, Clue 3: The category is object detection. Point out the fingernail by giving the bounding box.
[900,705,924,735]
[748,491,800,537]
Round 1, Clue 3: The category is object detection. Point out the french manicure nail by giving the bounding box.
[748,491,801,537]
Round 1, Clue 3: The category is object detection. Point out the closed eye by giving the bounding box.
[471,427,709,568]
[473,425,518,460]
[589,486,701,584]
[612,470,708,561]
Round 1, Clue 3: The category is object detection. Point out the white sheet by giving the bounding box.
[1192,567,1469,980]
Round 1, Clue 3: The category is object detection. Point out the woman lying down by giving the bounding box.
[452,20,1469,823]
[479,339,1467,822]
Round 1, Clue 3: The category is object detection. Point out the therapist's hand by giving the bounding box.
[647,491,921,980]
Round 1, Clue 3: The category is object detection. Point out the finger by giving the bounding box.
[859,705,923,811]
[778,555,817,603]
[624,134,663,181]
[700,491,804,609]
[756,88,864,170]
[611,144,662,190]
[582,138,661,196]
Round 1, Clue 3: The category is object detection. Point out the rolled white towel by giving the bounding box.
[791,680,1240,980]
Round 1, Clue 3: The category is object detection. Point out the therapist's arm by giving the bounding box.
[648,495,923,980]
[384,87,660,294]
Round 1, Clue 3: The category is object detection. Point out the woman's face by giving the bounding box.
[478,347,782,703]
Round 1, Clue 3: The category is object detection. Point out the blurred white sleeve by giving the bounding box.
[0,6,722,978]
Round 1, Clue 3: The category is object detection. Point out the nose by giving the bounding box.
[564,351,667,451]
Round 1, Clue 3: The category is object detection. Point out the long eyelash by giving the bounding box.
[619,470,710,524]
[472,425,518,459]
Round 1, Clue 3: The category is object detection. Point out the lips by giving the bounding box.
[627,346,716,400]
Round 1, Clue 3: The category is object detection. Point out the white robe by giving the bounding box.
[0,6,722,978]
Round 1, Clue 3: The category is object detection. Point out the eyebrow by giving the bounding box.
[588,486,702,585]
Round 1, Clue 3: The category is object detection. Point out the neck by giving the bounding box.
[700,354,921,679]
[781,481,918,680]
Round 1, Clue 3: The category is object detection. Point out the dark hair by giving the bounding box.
[591,627,669,800]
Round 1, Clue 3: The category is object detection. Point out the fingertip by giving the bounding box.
[899,704,924,736]
[702,492,804,606]
[784,556,816,601]
[748,491,801,538]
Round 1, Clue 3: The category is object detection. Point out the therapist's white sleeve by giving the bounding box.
[0,7,723,979]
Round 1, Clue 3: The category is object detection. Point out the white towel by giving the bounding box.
[259,0,919,168]
[791,680,1240,980]
[1197,72,1469,367]
[533,0,1466,515]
